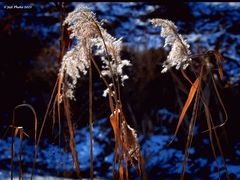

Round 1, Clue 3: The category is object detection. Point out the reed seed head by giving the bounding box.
[59,5,131,100]
[150,18,192,73]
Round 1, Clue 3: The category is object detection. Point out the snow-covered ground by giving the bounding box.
[0,170,75,180]
[1,109,239,179]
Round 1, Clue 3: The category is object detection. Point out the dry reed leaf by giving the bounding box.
[10,126,29,180]
[119,164,124,180]
[110,108,119,142]
[137,156,143,176]
[203,97,221,177]
[181,68,193,84]
[11,104,36,179]
[211,74,228,127]
[57,76,63,144]
[110,108,141,177]
[121,120,140,161]
[57,76,63,104]
[171,78,200,142]
[202,96,229,179]
[180,65,203,180]
[120,117,140,176]
[202,74,228,133]
[14,128,19,139]
[63,96,82,179]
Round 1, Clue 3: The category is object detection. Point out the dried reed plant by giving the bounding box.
[10,104,36,180]
[151,18,229,180]
[31,5,142,180]
[57,5,142,179]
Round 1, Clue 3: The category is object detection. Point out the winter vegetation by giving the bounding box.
[0,2,240,179]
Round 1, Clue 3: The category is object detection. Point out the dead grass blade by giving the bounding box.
[210,118,230,179]
[181,68,193,85]
[14,104,37,148]
[202,93,229,179]
[31,77,59,179]
[205,100,222,178]
[19,129,23,180]
[200,82,229,179]
[119,163,124,180]
[110,108,120,142]
[10,126,29,180]
[169,77,200,144]
[202,73,228,133]
[180,76,201,180]
[180,63,229,179]
[121,117,140,162]
[63,96,82,179]
[210,73,228,128]
[110,108,119,178]
[110,107,142,178]
[57,75,63,145]
[10,104,35,180]
[180,65,204,180]
[11,127,17,180]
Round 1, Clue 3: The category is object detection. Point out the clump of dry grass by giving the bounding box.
[30,5,142,180]
[10,104,36,180]
[57,5,142,179]
[151,18,229,179]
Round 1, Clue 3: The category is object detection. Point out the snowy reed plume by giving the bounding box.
[150,19,191,73]
[59,5,131,99]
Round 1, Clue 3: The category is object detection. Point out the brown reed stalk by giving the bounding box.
[9,104,33,180]
[89,51,93,180]
[62,94,82,179]
[31,77,59,179]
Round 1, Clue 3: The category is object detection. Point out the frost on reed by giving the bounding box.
[150,19,192,73]
[57,5,141,178]
[59,5,131,100]
[121,120,140,161]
